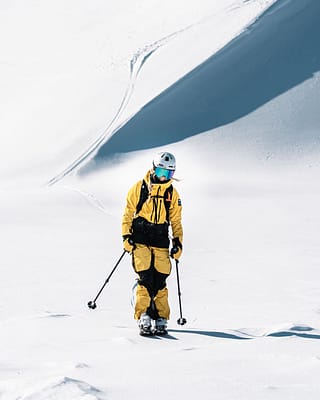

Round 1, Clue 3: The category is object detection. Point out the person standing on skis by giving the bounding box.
[122,151,183,335]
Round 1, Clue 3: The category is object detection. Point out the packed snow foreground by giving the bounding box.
[1,0,320,399]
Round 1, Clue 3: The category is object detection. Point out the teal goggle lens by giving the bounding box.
[154,167,175,180]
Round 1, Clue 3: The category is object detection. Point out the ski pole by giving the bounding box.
[88,250,126,309]
[175,260,187,325]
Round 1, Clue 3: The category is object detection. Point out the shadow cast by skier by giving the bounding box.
[169,329,320,340]
[169,329,252,340]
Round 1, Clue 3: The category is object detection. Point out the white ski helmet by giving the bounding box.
[152,151,176,180]
[153,152,176,170]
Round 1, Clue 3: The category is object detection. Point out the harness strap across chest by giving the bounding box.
[136,180,173,223]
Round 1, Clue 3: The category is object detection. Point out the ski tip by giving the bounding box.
[139,328,153,337]
[154,329,168,336]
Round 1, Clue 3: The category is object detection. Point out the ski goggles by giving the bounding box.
[154,166,175,180]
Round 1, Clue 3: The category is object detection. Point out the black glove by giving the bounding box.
[170,237,182,260]
[123,235,135,253]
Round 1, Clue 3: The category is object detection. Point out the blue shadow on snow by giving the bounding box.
[92,0,320,163]
[169,329,252,340]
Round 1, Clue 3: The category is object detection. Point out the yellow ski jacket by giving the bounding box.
[122,170,183,246]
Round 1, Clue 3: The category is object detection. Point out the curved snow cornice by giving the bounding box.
[94,0,320,161]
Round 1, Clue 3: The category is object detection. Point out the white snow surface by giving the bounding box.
[1,0,320,399]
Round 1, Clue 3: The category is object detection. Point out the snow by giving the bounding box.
[1,0,320,399]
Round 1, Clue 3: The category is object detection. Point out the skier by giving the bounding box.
[122,152,183,335]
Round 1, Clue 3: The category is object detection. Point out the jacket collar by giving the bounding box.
[144,170,172,191]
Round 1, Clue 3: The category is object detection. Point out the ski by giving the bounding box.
[139,326,154,336]
[153,327,168,336]
[139,327,168,337]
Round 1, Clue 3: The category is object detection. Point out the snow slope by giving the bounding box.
[90,0,320,163]
[1,0,320,399]
[0,0,276,186]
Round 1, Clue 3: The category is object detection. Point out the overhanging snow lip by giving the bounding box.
[91,0,320,167]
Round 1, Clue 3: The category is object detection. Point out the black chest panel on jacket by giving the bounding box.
[133,180,173,248]
[136,179,173,222]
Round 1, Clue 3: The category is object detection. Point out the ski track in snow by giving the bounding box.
[46,25,196,187]
[45,0,280,220]
[46,0,278,188]
[0,311,72,327]
[58,185,113,216]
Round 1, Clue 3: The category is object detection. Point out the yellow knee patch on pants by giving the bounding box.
[132,244,152,272]
[134,284,151,320]
[134,285,170,320]
[154,287,170,320]
[153,247,171,275]
[133,244,171,274]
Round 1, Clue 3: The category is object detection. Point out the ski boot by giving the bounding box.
[154,318,168,335]
[138,313,153,336]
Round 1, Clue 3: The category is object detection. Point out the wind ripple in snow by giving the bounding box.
[170,323,320,340]
[19,377,105,400]
[264,323,320,339]
[235,323,320,339]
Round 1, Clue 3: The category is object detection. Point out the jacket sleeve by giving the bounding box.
[122,181,141,237]
[169,187,183,243]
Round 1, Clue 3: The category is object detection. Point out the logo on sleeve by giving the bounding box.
[178,198,182,206]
